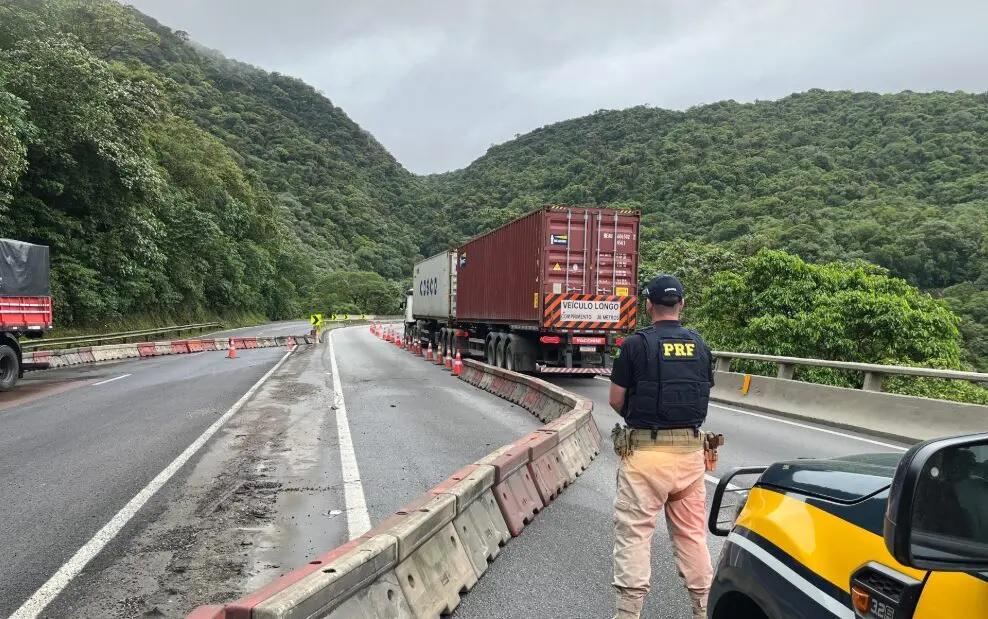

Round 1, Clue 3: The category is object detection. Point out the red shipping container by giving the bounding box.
[455,205,639,331]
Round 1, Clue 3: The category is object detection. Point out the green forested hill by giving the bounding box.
[428,90,988,369]
[1,0,985,372]
[0,0,439,325]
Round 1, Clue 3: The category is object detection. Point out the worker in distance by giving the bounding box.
[608,274,718,619]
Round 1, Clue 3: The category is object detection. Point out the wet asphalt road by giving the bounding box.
[0,321,309,618]
[0,323,910,618]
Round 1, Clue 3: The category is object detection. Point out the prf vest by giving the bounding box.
[625,322,711,430]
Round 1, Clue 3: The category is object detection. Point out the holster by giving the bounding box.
[703,431,725,471]
[611,423,634,459]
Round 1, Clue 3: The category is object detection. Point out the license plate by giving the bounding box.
[573,336,606,345]
[580,346,597,352]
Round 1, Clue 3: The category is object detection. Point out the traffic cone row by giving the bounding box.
[371,325,463,377]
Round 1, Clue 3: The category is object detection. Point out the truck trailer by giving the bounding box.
[0,239,53,391]
[405,205,640,374]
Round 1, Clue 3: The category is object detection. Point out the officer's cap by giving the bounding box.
[642,274,684,306]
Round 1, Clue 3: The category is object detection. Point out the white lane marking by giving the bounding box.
[709,403,907,451]
[90,374,131,387]
[726,532,854,618]
[9,349,296,619]
[328,331,372,539]
[591,376,907,451]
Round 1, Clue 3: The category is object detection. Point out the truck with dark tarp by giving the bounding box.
[0,239,53,391]
[404,204,641,375]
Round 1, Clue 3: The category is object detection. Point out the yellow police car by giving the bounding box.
[707,432,988,618]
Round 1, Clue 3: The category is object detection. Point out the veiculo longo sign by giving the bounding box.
[559,299,621,323]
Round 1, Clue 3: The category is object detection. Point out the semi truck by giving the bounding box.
[404,204,640,374]
[0,239,53,391]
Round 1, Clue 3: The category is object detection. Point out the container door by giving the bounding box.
[543,207,639,331]
[544,207,591,296]
[591,210,638,297]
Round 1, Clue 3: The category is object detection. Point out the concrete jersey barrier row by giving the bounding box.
[712,370,988,443]
[22,335,315,371]
[186,357,602,619]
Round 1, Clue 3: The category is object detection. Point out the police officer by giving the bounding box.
[608,274,715,619]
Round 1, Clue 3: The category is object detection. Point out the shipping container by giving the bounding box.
[405,205,640,375]
[455,204,639,330]
[410,250,456,319]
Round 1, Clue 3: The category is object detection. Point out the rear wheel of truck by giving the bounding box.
[496,338,508,369]
[485,336,496,365]
[0,345,19,392]
[504,341,515,372]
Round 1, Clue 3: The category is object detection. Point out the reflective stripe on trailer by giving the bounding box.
[536,365,611,375]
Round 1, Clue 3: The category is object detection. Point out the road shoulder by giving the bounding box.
[50,343,345,618]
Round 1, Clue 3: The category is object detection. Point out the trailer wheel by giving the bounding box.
[485,336,497,365]
[0,345,19,392]
[496,338,508,369]
[504,342,515,372]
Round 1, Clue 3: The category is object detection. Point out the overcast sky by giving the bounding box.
[123,0,987,174]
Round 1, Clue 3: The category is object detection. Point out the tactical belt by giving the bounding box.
[628,427,703,449]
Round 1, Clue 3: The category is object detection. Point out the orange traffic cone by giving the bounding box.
[445,349,453,369]
[435,346,445,365]
[425,342,433,361]
[453,350,462,376]
[227,340,237,359]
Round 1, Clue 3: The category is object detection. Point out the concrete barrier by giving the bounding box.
[185,353,600,618]
[19,334,315,375]
[712,370,988,443]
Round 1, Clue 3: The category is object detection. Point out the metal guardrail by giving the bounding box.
[712,351,988,392]
[21,322,222,351]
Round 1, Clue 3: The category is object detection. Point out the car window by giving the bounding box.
[914,444,988,544]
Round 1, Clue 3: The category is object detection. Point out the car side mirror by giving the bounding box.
[884,432,988,572]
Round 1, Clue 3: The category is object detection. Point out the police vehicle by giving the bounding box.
[707,432,988,618]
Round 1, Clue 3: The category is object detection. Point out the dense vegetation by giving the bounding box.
[642,242,985,403]
[430,91,988,370]
[1,0,984,391]
[0,0,434,327]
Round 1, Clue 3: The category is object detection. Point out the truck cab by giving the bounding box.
[707,433,988,618]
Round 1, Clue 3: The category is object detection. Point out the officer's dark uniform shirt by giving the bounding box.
[611,319,715,430]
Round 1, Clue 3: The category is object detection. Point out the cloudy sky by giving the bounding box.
[123,0,987,174]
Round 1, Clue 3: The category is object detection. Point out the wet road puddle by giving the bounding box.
[0,377,97,411]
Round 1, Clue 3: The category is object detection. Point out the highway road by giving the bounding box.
[1,322,545,618]
[453,376,910,618]
[0,321,310,618]
[0,322,911,618]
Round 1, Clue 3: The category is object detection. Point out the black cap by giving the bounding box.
[642,274,684,306]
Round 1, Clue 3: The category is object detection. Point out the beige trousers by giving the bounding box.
[613,446,713,617]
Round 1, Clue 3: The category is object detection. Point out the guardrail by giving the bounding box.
[712,351,988,392]
[21,322,222,350]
